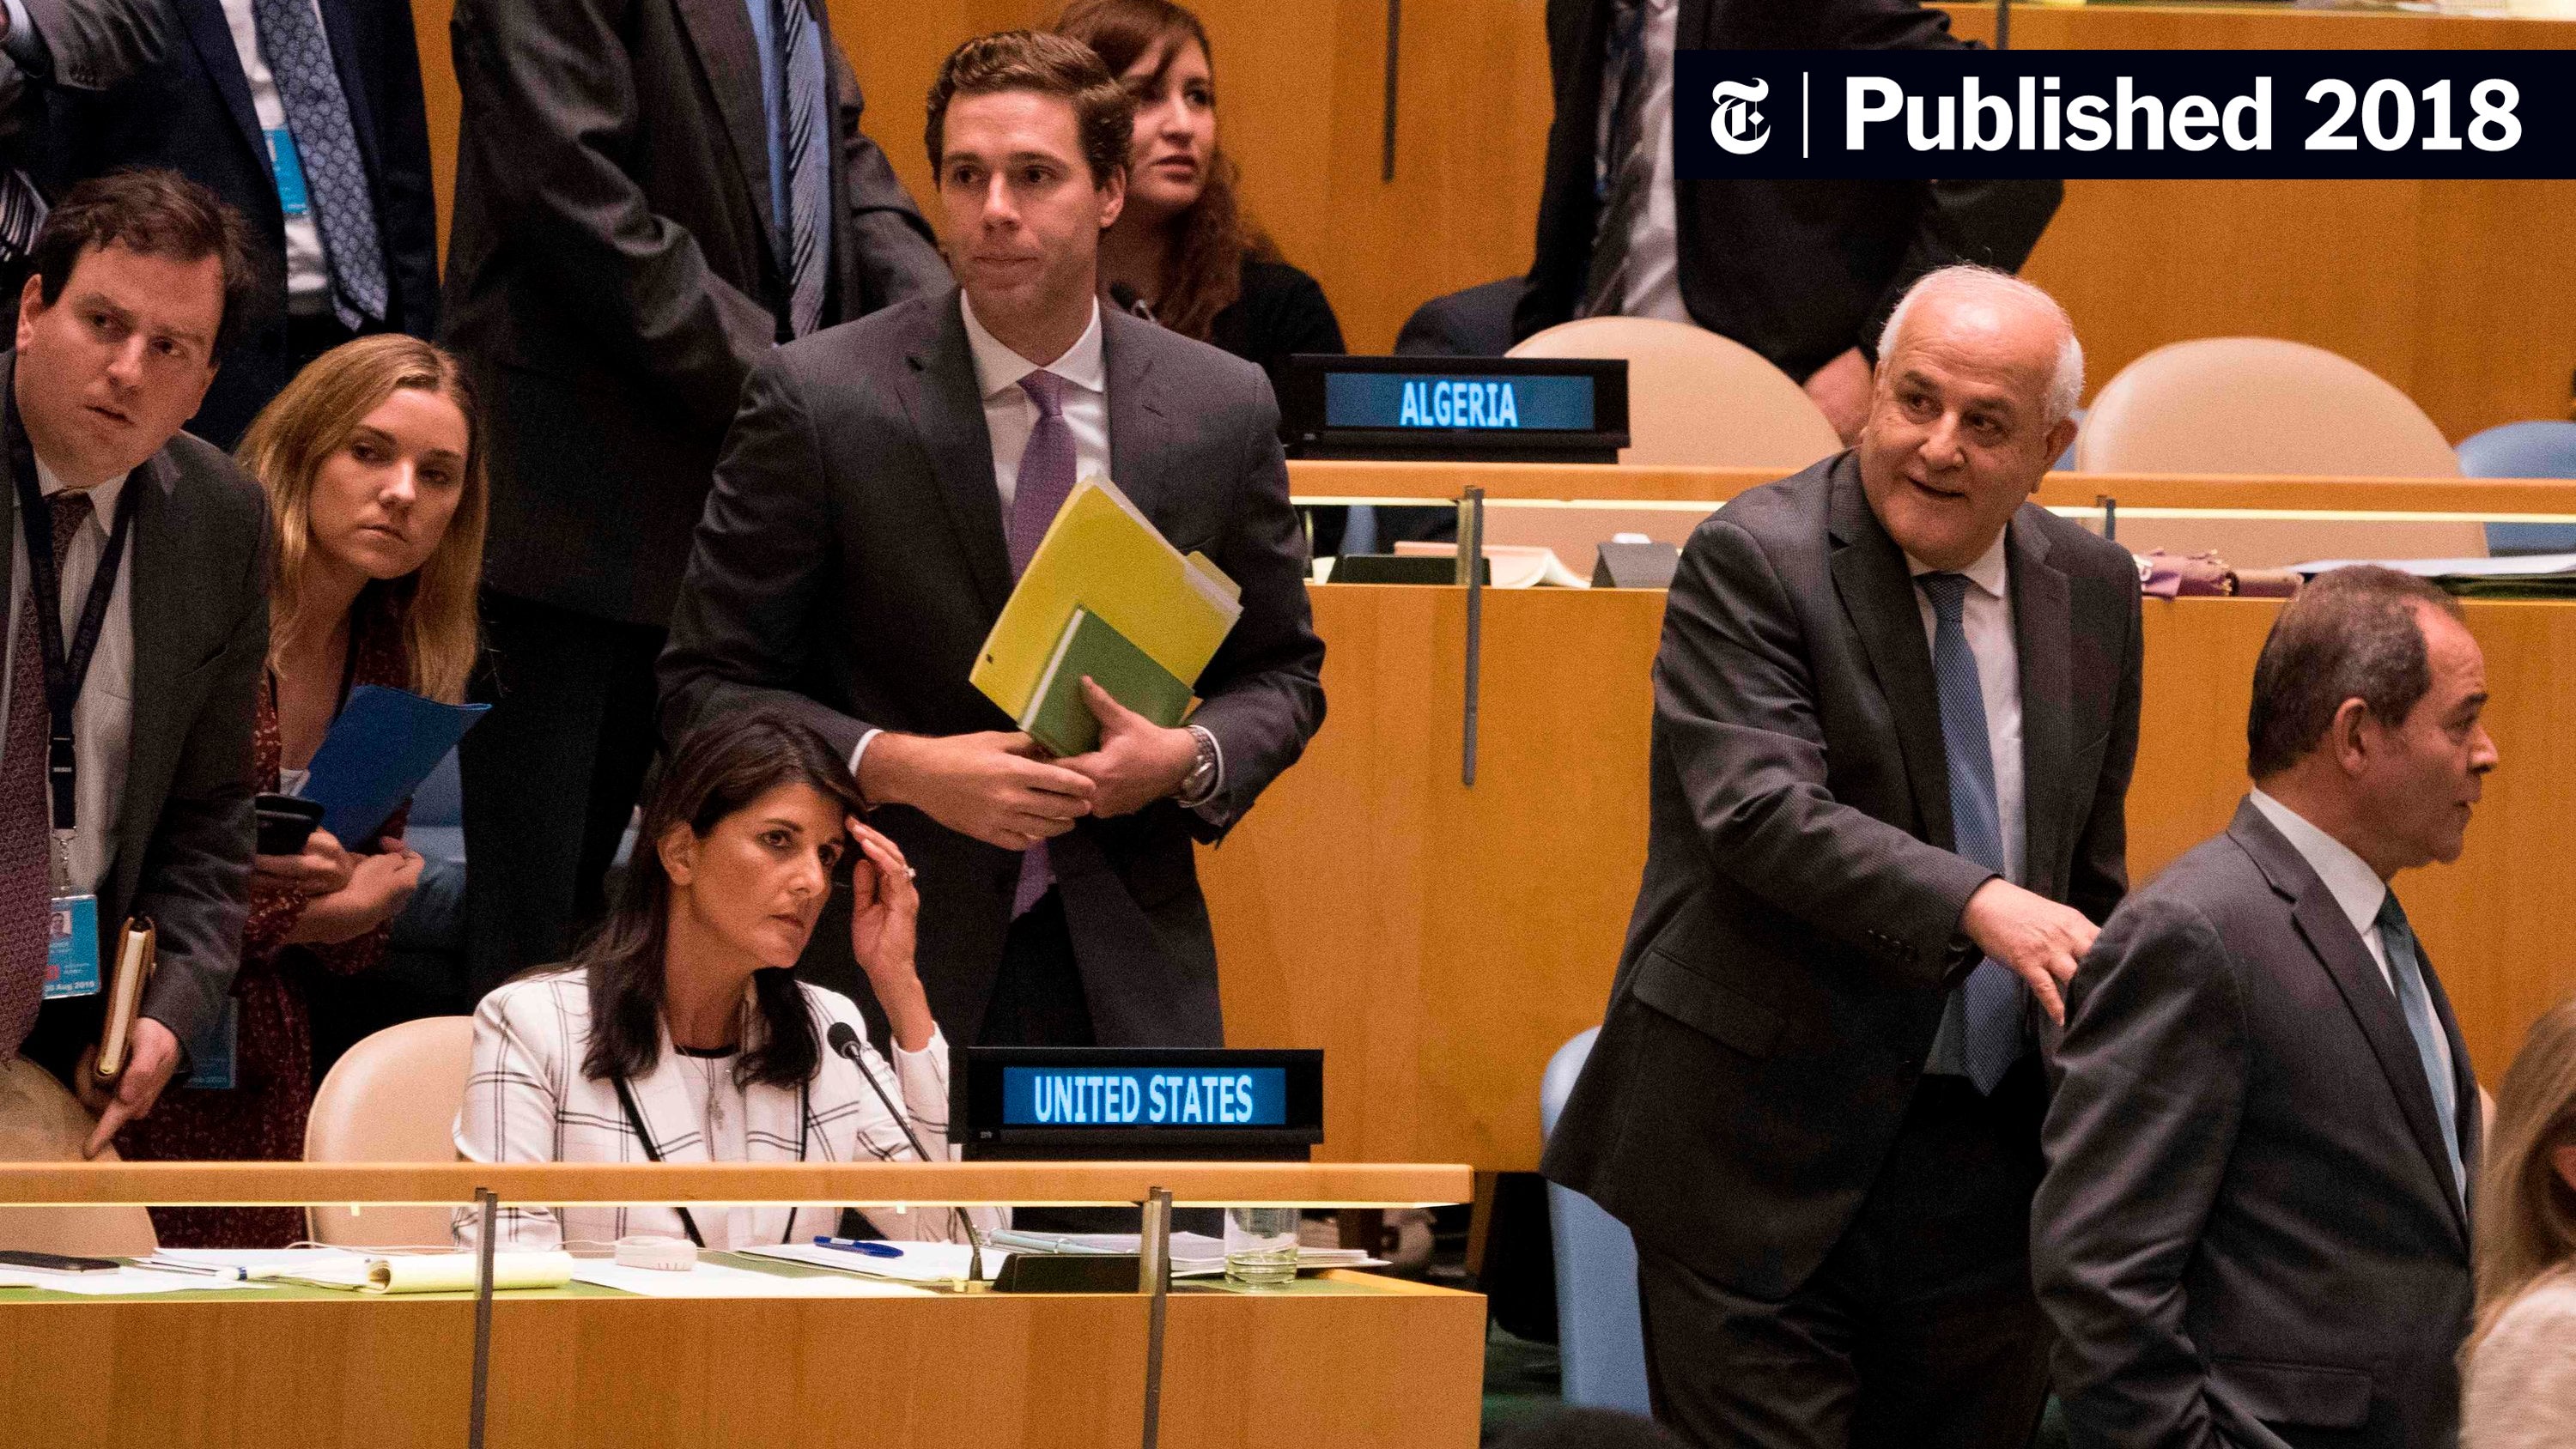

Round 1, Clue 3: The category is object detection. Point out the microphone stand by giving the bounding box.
[834,1030,987,1284]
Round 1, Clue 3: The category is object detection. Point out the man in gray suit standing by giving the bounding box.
[1543,265,2142,1447]
[659,32,1322,1051]
[2037,565,2493,1449]
[3,170,267,1157]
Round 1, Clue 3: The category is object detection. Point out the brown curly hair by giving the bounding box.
[1052,0,1279,343]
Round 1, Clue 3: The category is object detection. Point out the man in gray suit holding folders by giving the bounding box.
[659,32,1322,1052]
[3,171,267,1156]
[1545,266,2142,1448]
[2038,566,2493,1449]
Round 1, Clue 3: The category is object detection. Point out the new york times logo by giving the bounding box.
[1674,51,2573,181]
[1710,79,1771,155]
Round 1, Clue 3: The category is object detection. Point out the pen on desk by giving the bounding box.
[811,1236,902,1258]
[139,1258,247,1280]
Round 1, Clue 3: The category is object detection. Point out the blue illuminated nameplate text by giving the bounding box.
[1001,1066,1288,1127]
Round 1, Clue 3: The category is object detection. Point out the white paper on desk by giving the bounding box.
[987,1230,1388,1277]
[2286,551,2576,579]
[0,1267,271,1295]
[153,1247,371,1273]
[571,1258,933,1298]
[738,1241,1010,1282]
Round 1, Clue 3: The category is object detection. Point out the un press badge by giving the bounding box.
[42,894,100,999]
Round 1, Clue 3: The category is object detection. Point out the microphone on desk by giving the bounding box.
[825,1022,987,1283]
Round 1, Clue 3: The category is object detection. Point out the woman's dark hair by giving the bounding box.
[1052,0,1276,342]
[574,709,866,1090]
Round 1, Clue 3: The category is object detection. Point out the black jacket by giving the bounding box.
[1541,452,2141,1297]
[2037,801,2481,1449]
[658,293,1325,1046]
[45,0,440,448]
[1208,256,1343,402]
[440,0,948,627]
[1515,0,2063,381]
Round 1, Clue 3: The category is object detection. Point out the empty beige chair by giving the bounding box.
[302,1016,474,1249]
[1511,316,1844,470]
[0,1059,158,1257]
[2077,338,2461,477]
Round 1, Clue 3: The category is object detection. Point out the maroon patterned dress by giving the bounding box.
[118,597,414,1247]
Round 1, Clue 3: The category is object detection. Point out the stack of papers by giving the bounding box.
[1391,541,1591,588]
[988,1230,1388,1277]
[739,1240,1003,1283]
[571,1256,931,1298]
[972,476,1240,731]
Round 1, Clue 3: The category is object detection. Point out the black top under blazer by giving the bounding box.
[2036,800,2482,1449]
[1541,451,2142,1299]
[657,292,1326,1048]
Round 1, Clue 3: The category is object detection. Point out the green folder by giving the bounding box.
[1019,608,1194,758]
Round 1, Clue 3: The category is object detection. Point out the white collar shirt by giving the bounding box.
[960,294,1109,512]
[1905,529,2024,888]
[3,457,137,895]
[215,0,334,312]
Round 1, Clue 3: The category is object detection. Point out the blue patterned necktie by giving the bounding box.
[1007,372,1078,919]
[1579,0,1649,318]
[250,0,386,330]
[773,0,827,338]
[2376,893,2466,1207]
[1919,573,2025,1094]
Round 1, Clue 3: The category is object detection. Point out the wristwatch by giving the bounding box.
[1176,725,1220,805]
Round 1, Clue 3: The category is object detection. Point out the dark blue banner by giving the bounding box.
[1001,1065,1288,1126]
[1675,51,2573,179]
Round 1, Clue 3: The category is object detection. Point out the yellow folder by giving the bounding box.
[971,475,1242,724]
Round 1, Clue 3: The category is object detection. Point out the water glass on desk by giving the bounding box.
[1224,1207,1298,1287]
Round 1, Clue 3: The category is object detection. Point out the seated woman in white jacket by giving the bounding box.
[453,710,999,1251]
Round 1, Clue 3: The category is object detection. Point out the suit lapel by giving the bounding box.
[1825,457,1953,849]
[2234,803,2470,1245]
[671,0,781,264]
[112,452,187,903]
[1101,312,1169,512]
[2008,508,2071,902]
[177,0,265,171]
[899,295,1012,620]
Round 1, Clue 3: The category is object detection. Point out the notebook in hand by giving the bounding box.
[1020,608,1194,759]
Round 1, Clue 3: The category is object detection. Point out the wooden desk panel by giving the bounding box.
[0,1276,1484,1449]
[1206,590,2576,1170]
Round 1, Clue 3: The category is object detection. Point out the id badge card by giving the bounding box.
[183,998,237,1091]
[264,128,313,218]
[41,894,100,1000]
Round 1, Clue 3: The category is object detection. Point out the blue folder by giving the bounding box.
[298,685,490,848]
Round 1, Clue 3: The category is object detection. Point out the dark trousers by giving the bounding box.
[1635,1062,2052,1449]
[461,591,665,996]
[976,889,1094,1048]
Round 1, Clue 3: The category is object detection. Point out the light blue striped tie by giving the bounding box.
[773,0,827,338]
[1919,573,2024,1094]
[2376,893,2466,1207]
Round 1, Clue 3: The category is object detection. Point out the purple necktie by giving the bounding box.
[1008,372,1077,919]
[3,493,97,1057]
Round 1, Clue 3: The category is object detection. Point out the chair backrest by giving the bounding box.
[1512,317,1843,470]
[2458,421,2576,479]
[0,1061,158,1257]
[2077,337,2460,477]
[303,1016,475,1248]
[1540,1028,1651,1415]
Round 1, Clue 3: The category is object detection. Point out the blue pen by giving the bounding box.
[811,1236,902,1258]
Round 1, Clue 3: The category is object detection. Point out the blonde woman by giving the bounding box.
[2465,996,2576,1446]
[120,336,487,1246]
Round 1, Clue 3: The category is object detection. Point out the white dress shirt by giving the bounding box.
[2245,788,2457,1092]
[216,0,333,312]
[1601,0,1686,324]
[0,459,135,897]
[1906,530,2025,888]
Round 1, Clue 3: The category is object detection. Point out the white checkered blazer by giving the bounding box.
[452,968,1001,1250]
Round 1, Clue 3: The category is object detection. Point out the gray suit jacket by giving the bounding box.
[1,353,268,1051]
[2036,800,2481,1449]
[658,292,1326,1046]
[440,0,949,626]
[1541,451,2142,1297]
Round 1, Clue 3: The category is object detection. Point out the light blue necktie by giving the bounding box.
[250,0,387,329]
[771,0,827,338]
[1919,573,2024,1095]
[2376,893,2466,1206]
